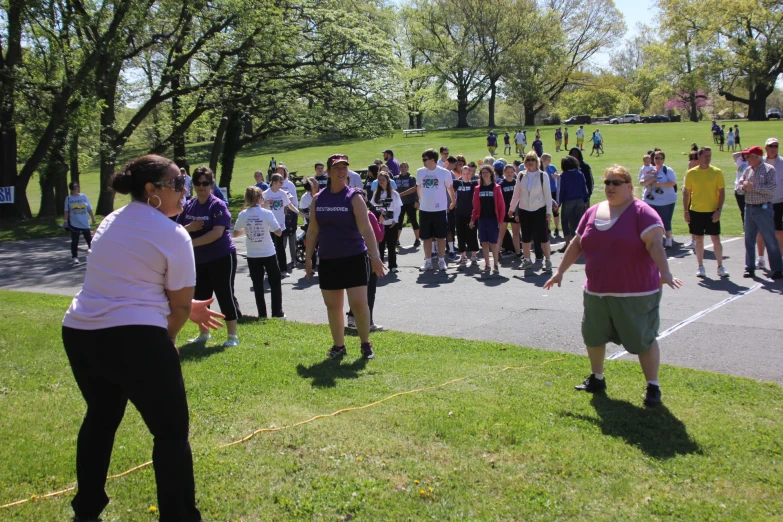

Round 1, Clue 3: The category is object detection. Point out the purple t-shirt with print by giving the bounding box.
[314,186,367,260]
[177,194,235,264]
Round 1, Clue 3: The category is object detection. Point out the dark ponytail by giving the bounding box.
[111,155,174,202]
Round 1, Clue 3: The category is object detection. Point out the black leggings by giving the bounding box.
[455,214,479,253]
[194,251,240,321]
[347,271,377,323]
[272,233,287,272]
[399,204,419,231]
[62,325,201,521]
[247,255,283,318]
[378,224,398,269]
[735,192,745,226]
[71,228,92,258]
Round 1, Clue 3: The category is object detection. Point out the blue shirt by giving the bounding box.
[255,182,269,191]
[546,165,558,192]
[557,169,589,203]
[371,179,397,191]
[212,185,227,202]
[65,195,92,229]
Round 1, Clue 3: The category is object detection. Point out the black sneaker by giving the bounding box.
[574,374,606,393]
[360,341,375,359]
[413,239,421,248]
[327,345,347,359]
[643,384,662,407]
[743,269,755,278]
[771,271,783,280]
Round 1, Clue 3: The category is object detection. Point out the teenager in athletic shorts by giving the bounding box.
[417,148,456,271]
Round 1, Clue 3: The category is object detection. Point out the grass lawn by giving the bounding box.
[7,120,781,242]
[1,290,782,520]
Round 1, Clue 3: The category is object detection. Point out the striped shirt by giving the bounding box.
[737,162,777,205]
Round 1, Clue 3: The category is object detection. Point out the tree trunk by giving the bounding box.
[68,129,80,185]
[408,112,415,129]
[747,82,773,121]
[38,127,69,217]
[416,112,423,129]
[523,102,537,127]
[0,0,23,221]
[688,92,699,123]
[170,75,187,164]
[487,79,497,129]
[209,114,230,173]
[219,111,243,197]
[95,61,122,216]
[456,89,470,128]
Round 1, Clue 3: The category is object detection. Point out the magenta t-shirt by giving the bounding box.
[177,194,235,264]
[576,199,663,296]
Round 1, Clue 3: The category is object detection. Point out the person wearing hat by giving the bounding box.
[755,138,783,270]
[736,145,783,279]
[383,149,400,177]
[305,154,386,359]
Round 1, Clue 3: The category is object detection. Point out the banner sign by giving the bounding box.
[0,187,14,204]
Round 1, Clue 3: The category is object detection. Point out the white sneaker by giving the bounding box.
[72,257,80,265]
[420,259,433,271]
[717,266,729,278]
[696,265,706,278]
[188,333,211,343]
[664,238,673,248]
[757,256,766,269]
[87,248,92,255]
[438,259,447,271]
[469,257,478,267]
[281,271,289,278]
[684,240,695,249]
[458,257,467,269]
[223,334,240,347]
[346,315,356,329]
[370,323,384,332]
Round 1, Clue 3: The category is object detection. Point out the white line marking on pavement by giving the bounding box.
[607,282,763,360]
[668,237,742,260]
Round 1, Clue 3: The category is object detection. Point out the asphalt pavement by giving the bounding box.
[1,230,781,384]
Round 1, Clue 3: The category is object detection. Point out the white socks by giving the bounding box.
[647,380,659,387]
[594,373,605,380]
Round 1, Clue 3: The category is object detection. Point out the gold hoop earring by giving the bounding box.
[147,195,162,209]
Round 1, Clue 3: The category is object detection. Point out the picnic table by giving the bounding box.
[403,128,426,137]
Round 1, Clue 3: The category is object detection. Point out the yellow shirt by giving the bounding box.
[684,166,725,212]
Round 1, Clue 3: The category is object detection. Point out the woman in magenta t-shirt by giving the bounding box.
[544,165,683,408]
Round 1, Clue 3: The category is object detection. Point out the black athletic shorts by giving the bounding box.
[419,210,448,240]
[688,210,721,236]
[318,252,369,290]
[447,208,457,236]
[774,202,783,231]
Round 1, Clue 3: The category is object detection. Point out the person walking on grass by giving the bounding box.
[64,181,96,265]
[509,152,554,273]
[487,130,498,155]
[516,129,527,156]
[233,186,286,319]
[498,164,522,259]
[564,127,569,150]
[554,127,563,152]
[504,131,512,155]
[544,165,683,408]
[417,148,457,272]
[576,125,585,151]
[555,155,588,253]
[373,172,402,274]
[683,147,729,278]
[471,165,506,274]
[63,155,224,522]
[305,154,386,359]
[178,166,242,347]
[454,164,480,268]
[736,145,783,279]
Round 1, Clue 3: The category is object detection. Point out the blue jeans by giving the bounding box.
[744,204,783,272]
[650,202,675,232]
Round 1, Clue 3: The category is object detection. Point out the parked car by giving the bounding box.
[642,114,671,123]
[768,108,781,119]
[610,114,641,124]
[564,115,592,125]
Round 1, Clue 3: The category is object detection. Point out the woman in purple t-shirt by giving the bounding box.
[544,166,683,408]
[305,154,386,360]
[177,166,241,347]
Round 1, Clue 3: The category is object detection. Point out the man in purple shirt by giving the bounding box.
[383,149,400,177]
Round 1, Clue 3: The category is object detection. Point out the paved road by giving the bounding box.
[1,231,781,384]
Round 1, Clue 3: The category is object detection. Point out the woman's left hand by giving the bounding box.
[190,297,225,330]
[660,273,683,289]
[370,256,386,278]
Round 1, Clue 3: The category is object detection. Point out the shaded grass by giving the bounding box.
[0,289,781,520]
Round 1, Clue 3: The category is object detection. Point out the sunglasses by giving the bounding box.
[193,181,212,187]
[604,179,628,187]
[768,144,779,148]
[155,175,187,192]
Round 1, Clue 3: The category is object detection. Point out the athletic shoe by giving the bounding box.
[696,265,706,278]
[223,334,240,348]
[370,323,384,332]
[420,259,433,271]
[413,239,421,248]
[515,251,523,258]
[492,264,499,274]
[483,263,491,272]
[664,238,673,249]
[544,259,553,273]
[717,266,729,278]
[360,342,375,359]
[757,256,766,269]
[281,271,289,278]
[458,257,467,269]
[554,229,560,238]
[557,245,567,253]
[743,269,755,278]
[346,315,356,329]
[327,345,347,358]
[390,267,399,274]
[447,251,457,261]
[438,259,447,271]
[520,259,534,270]
[574,374,606,393]
[72,257,80,265]
[273,314,287,320]
[188,333,211,343]
[643,384,662,408]
[684,239,695,249]
[771,271,783,280]
[469,257,478,267]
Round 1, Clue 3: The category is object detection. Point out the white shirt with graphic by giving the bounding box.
[234,206,281,258]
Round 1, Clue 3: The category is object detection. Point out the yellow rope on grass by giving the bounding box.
[1,357,563,510]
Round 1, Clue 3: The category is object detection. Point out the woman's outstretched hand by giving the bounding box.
[190,297,225,330]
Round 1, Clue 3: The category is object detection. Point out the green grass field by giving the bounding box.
[1,290,782,520]
[4,120,781,242]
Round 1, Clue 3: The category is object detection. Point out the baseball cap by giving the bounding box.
[765,138,779,146]
[493,160,505,170]
[742,146,764,157]
[326,154,349,167]
[382,149,394,155]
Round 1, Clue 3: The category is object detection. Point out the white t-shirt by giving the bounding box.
[515,133,525,145]
[263,188,291,228]
[348,170,363,189]
[282,179,298,207]
[416,166,453,212]
[62,201,196,331]
[234,206,281,258]
[300,191,314,211]
[576,128,584,139]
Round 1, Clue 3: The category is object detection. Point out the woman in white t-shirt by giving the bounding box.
[263,173,303,277]
[234,186,285,319]
[61,155,223,521]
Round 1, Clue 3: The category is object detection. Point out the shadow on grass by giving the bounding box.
[296,357,368,388]
[565,394,701,460]
[178,342,226,362]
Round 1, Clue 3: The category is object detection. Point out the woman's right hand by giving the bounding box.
[543,272,562,289]
[305,258,313,280]
[185,220,204,232]
[370,256,386,278]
